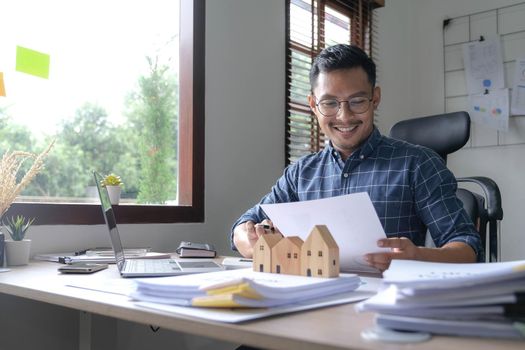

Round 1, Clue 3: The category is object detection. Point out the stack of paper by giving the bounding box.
[131,268,361,308]
[356,260,525,339]
[33,251,171,264]
[85,247,150,257]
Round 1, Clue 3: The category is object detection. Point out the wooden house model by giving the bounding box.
[252,233,282,273]
[301,225,339,278]
[253,224,339,278]
[272,236,303,275]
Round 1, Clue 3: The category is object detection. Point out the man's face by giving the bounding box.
[308,67,380,160]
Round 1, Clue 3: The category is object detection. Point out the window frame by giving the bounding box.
[285,0,382,165]
[10,0,205,225]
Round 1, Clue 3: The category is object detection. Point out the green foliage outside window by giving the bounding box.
[0,56,178,204]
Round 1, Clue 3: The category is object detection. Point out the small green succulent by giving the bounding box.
[101,173,124,187]
[3,215,35,241]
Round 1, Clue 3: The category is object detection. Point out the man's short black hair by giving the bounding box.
[309,44,376,91]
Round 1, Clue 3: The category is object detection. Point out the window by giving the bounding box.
[294,253,298,259]
[286,0,383,163]
[260,245,265,251]
[287,253,292,259]
[318,250,323,257]
[317,269,323,275]
[307,250,312,256]
[4,0,205,224]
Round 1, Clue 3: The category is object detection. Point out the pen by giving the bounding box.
[59,257,72,264]
[254,224,274,233]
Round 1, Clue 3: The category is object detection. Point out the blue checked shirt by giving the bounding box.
[231,127,483,262]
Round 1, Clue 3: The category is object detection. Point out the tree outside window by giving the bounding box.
[2,0,205,224]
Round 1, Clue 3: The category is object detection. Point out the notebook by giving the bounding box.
[93,171,223,277]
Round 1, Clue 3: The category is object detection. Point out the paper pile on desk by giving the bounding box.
[34,251,170,264]
[131,268,361,308]
[356,260,525,339]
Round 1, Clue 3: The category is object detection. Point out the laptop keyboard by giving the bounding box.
[124,259,181,273]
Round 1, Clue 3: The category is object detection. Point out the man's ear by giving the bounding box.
[372,86,381,109]
[307,94,316,112]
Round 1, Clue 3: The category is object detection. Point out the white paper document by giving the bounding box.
[381,259,525,288]
[260,192,388,273]
[130,268,361,306]
[67,279,137,296]
[511,56,525,115]
[136,291,373,323]
[462,39,505,94]
[356,260,525,339]
[376,314,523,339]
[468,88,510,131]
[134,276,381,324]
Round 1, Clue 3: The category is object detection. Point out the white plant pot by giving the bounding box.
[5,239,31,266]
[106,186,122,205]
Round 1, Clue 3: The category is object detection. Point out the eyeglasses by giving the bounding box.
[315,96,373,117]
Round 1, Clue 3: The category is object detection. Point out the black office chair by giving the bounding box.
[389,111,503,262]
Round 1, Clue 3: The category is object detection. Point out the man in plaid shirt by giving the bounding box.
[232,44,482,271]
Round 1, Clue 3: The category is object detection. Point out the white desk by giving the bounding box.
[0,261,523,350]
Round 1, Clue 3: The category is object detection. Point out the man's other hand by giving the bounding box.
[233,219,279,258]
[363,237,419,272]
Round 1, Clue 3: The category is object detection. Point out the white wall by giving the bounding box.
[376,0,525,261]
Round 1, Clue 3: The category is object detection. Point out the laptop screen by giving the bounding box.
[94,171,126,270]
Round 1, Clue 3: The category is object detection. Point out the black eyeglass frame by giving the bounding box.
[314,96,374,117]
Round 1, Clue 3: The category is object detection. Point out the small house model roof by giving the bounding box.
[257,233,282,248]
[308,225,338,248]
[285,236,304,249]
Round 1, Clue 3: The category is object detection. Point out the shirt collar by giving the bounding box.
[326,126,382,161]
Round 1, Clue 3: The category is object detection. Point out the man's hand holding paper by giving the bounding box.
[261,192,389,273]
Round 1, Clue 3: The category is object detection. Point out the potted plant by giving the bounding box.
[0,142,53,267]
[3,215,34,266]
[101,173,124,205]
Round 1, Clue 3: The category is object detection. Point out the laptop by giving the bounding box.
[93,171,224,277]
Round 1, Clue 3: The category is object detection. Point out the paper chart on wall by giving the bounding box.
[468,88,509,132]
[511,56,525,116]
[462,39,505,94]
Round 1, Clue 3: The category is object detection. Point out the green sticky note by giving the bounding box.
[16,46,50,79]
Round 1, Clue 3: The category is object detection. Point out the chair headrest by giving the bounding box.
[389,111,470,162]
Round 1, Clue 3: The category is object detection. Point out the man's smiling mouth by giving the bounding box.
[334,125,358,132]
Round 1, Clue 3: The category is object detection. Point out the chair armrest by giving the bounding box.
[457,176,503,221]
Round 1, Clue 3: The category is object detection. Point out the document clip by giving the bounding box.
[361,326,431,343]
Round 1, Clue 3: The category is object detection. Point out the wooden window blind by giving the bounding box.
[286,0,383,163]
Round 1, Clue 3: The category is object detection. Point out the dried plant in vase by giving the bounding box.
[0,141,54,221]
